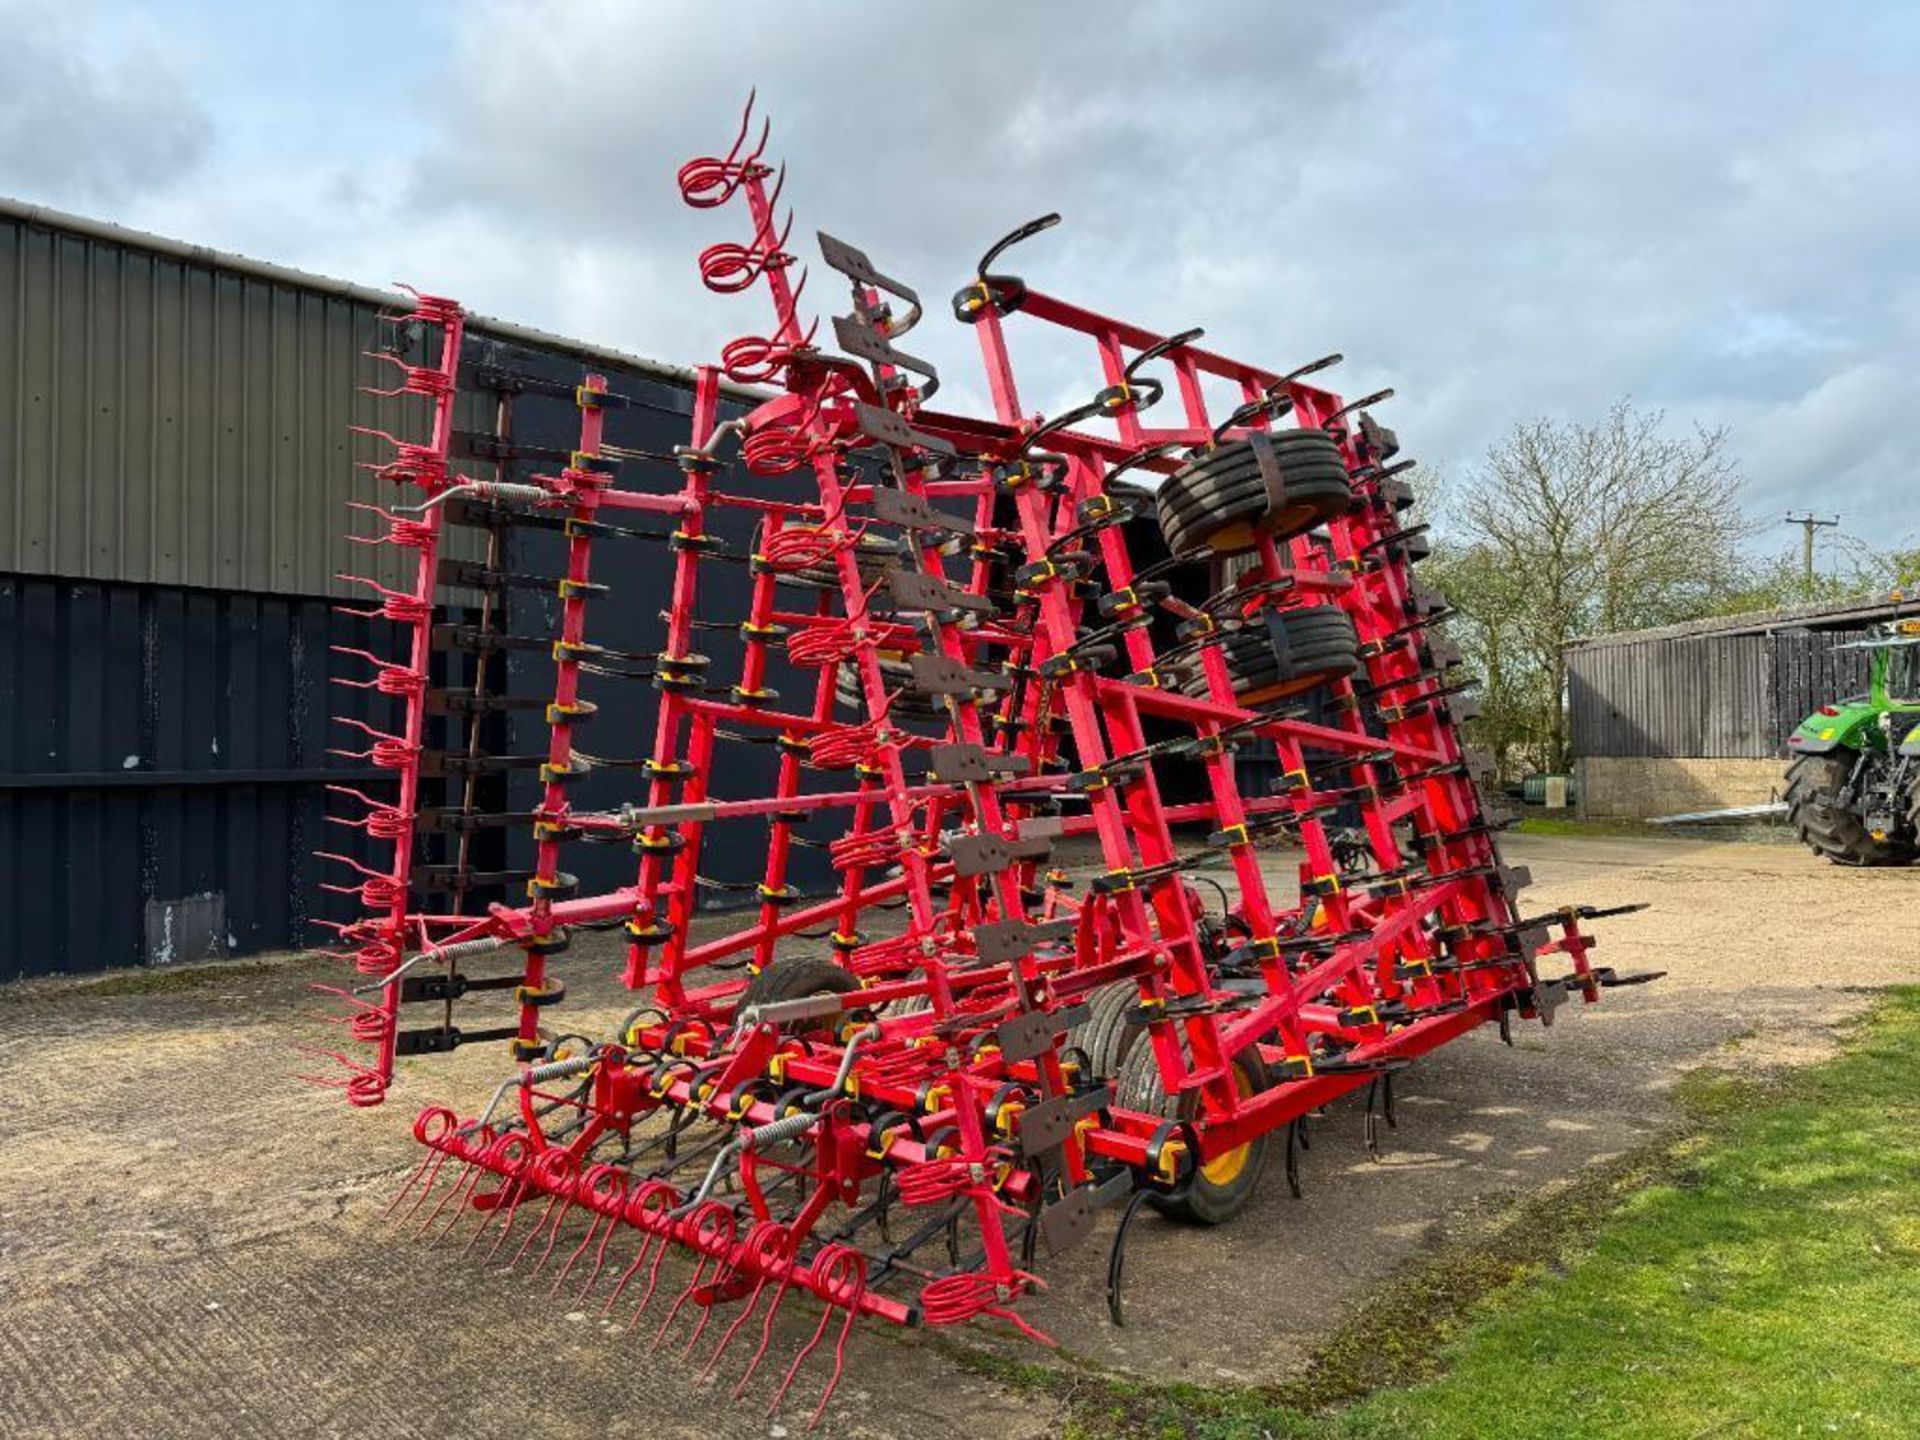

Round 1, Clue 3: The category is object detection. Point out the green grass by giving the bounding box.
[1514,815,1597,836]
[1513,813,1794,845]
[1513,814,1657,838]
[1333,991,1920,1439]
[976,988,1920,1439]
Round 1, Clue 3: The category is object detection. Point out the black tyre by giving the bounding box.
[1180,607,1359,707]
[736,956,863,1035]
[786,534,901,592]
[1784,750,1914,867]
[1068,983,1147,1081]
[883,990,933,1019]
[834,652,943,721]
[1115,1036,1272,1225]
[1906,757,1920,853]
[1154,430,1353,557]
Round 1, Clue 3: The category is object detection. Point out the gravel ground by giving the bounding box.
[0,831,1912,1438]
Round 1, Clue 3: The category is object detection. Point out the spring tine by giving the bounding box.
[652,1250,713,1350]
[550,1212,604,1297]
[624,1246,674,1330]
[680,1289,721,1359]
[529,1182,579,1274]
[386,1106,467,1223]
[725,88,757,169]
[531,1196,580,1275]
[603,1229,660,1315]
[461,1183,511,1255]
[466,1136,538,1259]
[624,1224,678,1328]
[384,1146,445,1222]
[509,1190,565,1270]
[654,1202,733,1350]
[741,109,771,171]
[702,1271,772,1381]
[768,1303,837,1419]
[578,1210,627,1299]
[602,1181,677,1315]
[681,1213,745,1357]
[441,1159,514,1244]
[418,1152,483,1239]
[731,1266,801,1400]
[390,1147,453,1226]
[807,1304,861,1431]
[481,1177,533,1259]
[770,1247,866,1425]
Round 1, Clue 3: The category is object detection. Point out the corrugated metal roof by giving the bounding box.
[1566,594,1920,650]
[0,197,759,599]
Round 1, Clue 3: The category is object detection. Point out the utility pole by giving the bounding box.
[1784,512,1839,599]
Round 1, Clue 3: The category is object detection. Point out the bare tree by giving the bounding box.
[1435,401,1754,773]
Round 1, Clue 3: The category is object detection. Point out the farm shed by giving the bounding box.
[1565,594,1920,819]
[0,198,777,980]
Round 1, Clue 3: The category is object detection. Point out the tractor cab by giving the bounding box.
[1882,630,1920,754]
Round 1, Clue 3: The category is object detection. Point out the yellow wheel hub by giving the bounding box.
[1200,1139,1251,1186]
[1196,1062,1258,1188]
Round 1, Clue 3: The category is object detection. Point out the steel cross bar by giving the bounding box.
[624,367,724,999]
[516,375,611,1053]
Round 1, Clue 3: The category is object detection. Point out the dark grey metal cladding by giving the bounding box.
[0,574,494,979]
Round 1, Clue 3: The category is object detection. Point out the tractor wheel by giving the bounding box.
[1180,607,1359,707]
[737,956,864,1035]
[1784,750,1914,867]
[1115,1037,1272,1225]
[1154,430,1353,557]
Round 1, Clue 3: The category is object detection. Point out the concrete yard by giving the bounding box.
[2,831,1913,1439]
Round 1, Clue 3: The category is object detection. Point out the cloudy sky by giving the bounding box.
[5,0,1917,559]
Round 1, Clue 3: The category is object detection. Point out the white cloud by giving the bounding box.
[0,0,211,206]
[0,0,1913,551]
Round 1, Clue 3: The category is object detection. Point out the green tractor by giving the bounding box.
[1783,619,1920,865]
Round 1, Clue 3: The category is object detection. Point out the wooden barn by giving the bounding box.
[1565,594,1920,819]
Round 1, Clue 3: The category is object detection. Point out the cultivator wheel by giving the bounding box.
[307,91,1656,1427]
[1115,1040,1272,1224]
[1071,981,1149,1082]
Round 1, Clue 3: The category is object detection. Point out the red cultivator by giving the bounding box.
[314,95,1654,1425]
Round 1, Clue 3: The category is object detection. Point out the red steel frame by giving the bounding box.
[306,291,465,1106]
[320,96,1643,1424]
